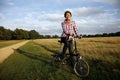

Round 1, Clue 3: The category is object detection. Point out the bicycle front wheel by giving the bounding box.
[74,59,89,77]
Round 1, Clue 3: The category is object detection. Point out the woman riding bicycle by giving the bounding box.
[60,11,81,67]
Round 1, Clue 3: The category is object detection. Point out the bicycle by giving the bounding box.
[52,35,89,77]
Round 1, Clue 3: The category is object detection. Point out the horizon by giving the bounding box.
[1,26,119,36]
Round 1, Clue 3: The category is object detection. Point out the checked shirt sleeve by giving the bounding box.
[73,21,80,37]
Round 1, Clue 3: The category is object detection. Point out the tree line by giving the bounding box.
[0,26,59,40]
[82,32,120,38]
[0,26,120,40]
[0,26,39,40]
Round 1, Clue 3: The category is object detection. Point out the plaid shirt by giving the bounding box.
[61,20,80,37]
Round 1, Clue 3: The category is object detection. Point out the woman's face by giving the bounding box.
[65,13,71,20]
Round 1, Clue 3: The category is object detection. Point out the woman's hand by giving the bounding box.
[78,35,82,39]
[70,32,72,36]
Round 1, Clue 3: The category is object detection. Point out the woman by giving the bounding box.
[60,11,81,67]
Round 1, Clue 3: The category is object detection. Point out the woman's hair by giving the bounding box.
[64,11,72,18]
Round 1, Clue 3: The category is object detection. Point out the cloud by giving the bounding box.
[38,13,64,22]
[116,9,120,15]
[7,2,14,6]
[66,7,105,17]
[0,13,5,19]
[38,25,62,35]
[0,0,15,6]
[92,0,120,6]
[8,17,62,35]
[76,13,120,34]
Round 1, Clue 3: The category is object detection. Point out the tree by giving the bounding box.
[39,35,44,39]
[14,28,29,39]
[21,30,29,39]
[0,26,5,39]
[29,30,40,39]
[44,35,51,38]
[103,33,108,37]
[115,32,120,36]
[52,35,59,38]
[14,28,23,39]
[0,26,13,40]
[5,29,13,40]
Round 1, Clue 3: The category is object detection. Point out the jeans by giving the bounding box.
[61,37,74,67]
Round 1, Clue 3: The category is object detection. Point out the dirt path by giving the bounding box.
[0,40,29,64]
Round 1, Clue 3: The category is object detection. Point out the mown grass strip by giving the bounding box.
[0,40,25,48]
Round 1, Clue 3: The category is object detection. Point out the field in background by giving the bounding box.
[0,37,120,80]
[0,40,25,48]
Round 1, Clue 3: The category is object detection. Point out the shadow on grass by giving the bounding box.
[31,42,76,74]
[14,48,73,75]
[14,48,52,66]
[32,42,73,66]
[33,42,59,55]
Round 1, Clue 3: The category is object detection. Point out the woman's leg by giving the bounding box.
[68,41,74,67]
[61,37,68,59]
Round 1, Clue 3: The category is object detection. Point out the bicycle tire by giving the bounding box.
[74,59,89,77]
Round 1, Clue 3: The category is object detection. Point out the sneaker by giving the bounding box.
[58,57,61,61]
[62,61,66,65]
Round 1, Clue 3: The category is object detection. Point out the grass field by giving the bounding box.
[0,37,120,80]
[0,40,25,48]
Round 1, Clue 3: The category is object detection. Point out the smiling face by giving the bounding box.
[64,11,72,21]
[65,12,71,20]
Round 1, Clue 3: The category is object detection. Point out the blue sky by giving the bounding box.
[0,0,120,35]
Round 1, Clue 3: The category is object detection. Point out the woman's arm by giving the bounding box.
[73,21,81,37]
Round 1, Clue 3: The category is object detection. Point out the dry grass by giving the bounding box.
[33,37,120,80]
[76,37,120,61]
[33,37,120,61]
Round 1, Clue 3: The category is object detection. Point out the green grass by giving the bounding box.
[0,40,25,48]
[0,41,79,80]
[0,37,120,80]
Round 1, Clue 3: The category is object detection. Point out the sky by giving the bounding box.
[0,0,120,35]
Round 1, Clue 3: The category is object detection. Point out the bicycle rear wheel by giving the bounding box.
[74,59,89,77]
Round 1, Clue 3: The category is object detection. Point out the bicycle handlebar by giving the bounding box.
[58,35,82,43]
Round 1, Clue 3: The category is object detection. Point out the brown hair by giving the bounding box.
[64,11,72,18]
